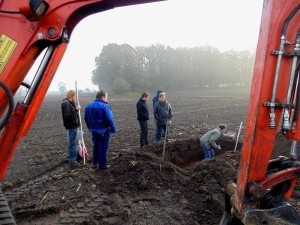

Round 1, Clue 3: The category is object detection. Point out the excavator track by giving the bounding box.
[0,188,15,225]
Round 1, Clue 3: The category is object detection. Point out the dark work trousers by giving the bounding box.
[92,132,110,169]
[138,120,148,146]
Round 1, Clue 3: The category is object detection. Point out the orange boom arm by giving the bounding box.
[221,1,300,224]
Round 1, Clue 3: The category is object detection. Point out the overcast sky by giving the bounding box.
[29,0,264,92]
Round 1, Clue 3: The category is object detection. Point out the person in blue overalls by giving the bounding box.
[85,90,116,169]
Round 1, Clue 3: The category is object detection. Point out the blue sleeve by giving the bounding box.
[84,107,89,128]
[152,97,157,109]
[105,105,116,133]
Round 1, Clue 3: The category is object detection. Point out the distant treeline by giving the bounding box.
[92,43,255,94]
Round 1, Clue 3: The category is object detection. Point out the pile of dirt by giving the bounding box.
[2,141,241,225]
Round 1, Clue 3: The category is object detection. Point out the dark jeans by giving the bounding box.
[138,120,148,146]
[67,128,79,164]
[92,132,110,168]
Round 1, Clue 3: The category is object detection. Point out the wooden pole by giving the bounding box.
[75,81,87,164]
[234,122,243,152]
[162,123,169,159]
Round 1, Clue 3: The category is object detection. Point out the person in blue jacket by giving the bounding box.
[85,90,116,169]
[152,89,163,109]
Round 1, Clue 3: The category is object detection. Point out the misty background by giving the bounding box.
[91,44,254,94]
[22,0,263,95]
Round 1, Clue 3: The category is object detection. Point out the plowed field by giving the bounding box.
[2,88,300,225]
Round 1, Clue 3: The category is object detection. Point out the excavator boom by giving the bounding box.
[221,1,300,224]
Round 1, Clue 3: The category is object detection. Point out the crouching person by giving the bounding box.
[199,123,232,160]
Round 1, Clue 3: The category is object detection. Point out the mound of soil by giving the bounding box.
[1,88,300,225]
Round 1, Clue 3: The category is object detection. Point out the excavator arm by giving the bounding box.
[221,1,300,224]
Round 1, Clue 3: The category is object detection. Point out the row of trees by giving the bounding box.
[57,82,93,95]
[92,44,255,94]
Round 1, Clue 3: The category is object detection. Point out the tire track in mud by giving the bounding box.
[3,162,66,198]
[0,188,16,225]
[58,193,116,224]
[3,161,124,224]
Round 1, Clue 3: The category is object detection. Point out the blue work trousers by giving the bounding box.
[156,124,168,143]
[92,132,110,169]
[200,142,215,160]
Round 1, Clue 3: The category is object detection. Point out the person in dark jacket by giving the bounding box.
[136,92,150,147]
[61,90,81,166]
[153,92,173,143]
[85,90,116,169]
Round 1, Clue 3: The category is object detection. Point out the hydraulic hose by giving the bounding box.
[283,28,300,130]
[281,4,300,36]
[269,4,300,129]
[292,60,300,125]
[0,82,14,131]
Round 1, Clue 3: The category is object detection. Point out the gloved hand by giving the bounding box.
[217,145,221,150]
[167,120,171,125]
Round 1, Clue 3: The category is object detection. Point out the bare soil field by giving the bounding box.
[1,88,300,225]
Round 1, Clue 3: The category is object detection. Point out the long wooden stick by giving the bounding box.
[40,192,48,204]
[75,81,87,164]
[234,122,243,151]
[162,123,169,159]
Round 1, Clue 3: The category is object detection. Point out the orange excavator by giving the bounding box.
[0,1,300,225]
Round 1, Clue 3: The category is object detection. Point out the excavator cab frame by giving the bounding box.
[1,0,300,224]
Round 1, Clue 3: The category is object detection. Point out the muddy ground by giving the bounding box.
[1,88,300,225]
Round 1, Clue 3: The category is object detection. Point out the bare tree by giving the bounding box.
[58,82,67,95]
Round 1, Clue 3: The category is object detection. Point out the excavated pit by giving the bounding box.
[155,138,243,168]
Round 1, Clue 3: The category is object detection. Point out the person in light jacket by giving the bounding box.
[199,123,232,160]
[153,92,173,143]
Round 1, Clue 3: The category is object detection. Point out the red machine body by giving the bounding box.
[1,0,300,224]
[220,1,300,224]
